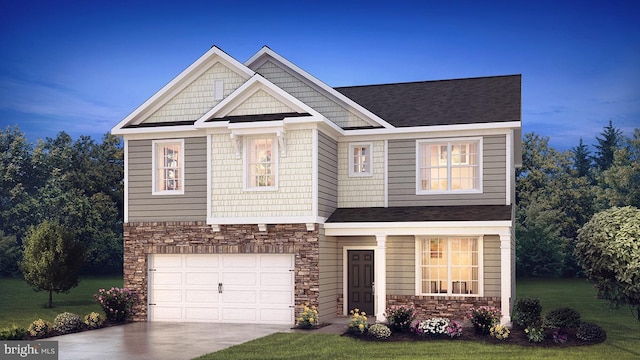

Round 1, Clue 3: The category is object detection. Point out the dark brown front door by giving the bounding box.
[348,250,374,315]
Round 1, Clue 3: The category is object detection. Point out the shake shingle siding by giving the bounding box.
[387,135,507,207]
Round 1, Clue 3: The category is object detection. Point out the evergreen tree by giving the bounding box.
[594,120,623,172]
[571,137,592,179]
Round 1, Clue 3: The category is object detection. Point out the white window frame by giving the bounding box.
[152,139,185,195]
[415,236,483,297]
[348,142,373,177]
[243,136,278,191]
[416,137,483,194]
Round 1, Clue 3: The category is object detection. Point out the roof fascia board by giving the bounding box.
[112,125,198,136]
[245,47,395,130]
[118,128,206,141]
[112,46,254,133]
[324,221,512,237]
[340,121,521,140]
[195,75,323,127]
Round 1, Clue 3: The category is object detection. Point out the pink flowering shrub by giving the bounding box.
[94,287,136,322]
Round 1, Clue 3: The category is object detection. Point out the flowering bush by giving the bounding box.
[490,324,510,340]
[53,312,82,334]
[413,317,450,337]
[84,312,105,329]
[385,305,416,332]
[28,319,52,337]
[94,287,136,322]
[524,325,545,342]
[467,306,501,335]
[368,323,391,340]
[348,308,368,334]
[445,320,463,338]
[552,329,568,344]
[296,303,318,328]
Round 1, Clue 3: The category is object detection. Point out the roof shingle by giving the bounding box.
[326,205,512,223]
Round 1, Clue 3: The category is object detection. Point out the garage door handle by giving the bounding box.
[218,283,223,294]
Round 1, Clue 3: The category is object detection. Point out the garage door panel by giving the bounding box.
[153,272,182,285]
[223,255,257,267]
[260,272,292,286]
[153,255,183,268]
[223,290,256,304]
[153,289,182,302]
[186,289,219,303]
[260,255,294,268]
[185,272,219,285]
[222,307,257,322]
[260,308,294,323]
[151,306,182,320]
[185,307,219,321]
[223,272,256,285]
[260,290,292,304]
[186,255,220,268]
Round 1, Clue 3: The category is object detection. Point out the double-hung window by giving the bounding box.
[348,142,373,177]
[416,236,481,296]
[245,136,277,190]
[152,139,184,195]
[417,138,481,193]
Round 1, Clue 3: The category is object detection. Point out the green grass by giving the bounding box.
[197,279,640,360]
[0,277,122,329]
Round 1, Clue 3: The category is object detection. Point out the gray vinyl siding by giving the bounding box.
[483,235,501,297]
[386,236,415,295]
[387,135,507,206]
[128,137,207,222]
[317,132,338,218]
[318,226,338,322]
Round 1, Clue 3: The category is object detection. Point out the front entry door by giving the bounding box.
[347,250,374,315]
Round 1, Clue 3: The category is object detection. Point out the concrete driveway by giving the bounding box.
[49,322,292,360]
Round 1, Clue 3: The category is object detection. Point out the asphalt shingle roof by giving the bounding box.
[335,75,521,128]
[326,205,513,223]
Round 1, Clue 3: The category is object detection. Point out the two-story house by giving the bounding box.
[111,46,521,326]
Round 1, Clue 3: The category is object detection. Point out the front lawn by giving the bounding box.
[0,276,122,329]
[197,278,640,360]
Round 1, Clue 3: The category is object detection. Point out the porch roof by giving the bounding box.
[326,205,512,223]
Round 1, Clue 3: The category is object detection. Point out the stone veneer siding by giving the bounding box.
[386,295,501,321]
[123,221,319,321]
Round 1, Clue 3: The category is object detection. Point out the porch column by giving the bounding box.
[375,233,387,322]
[499,232,512,325]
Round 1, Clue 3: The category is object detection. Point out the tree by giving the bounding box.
[0,230,21,276]
[571,137,592,179]
[515,203,565,277]
[599,129,640,208]
[593,120,623,172]
[575,206,640,321]
[21,220,85,308]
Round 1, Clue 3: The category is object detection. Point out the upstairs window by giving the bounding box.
[245,136,277,190]
[417,138,481,193]
[152,139,184,195]
[349,143,373,177]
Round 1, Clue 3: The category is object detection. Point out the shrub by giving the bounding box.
[368,323,391,340]
[544,307,581,329]
[348,308,368,334]
[94,287,136,322]
[296,303,319,328]
[513,298,542,327]
[490,324,510,340]
[445,320,463,338]
[28,319,52,337]
[385,305,416,332]
[576,322,606,343]
[0,324,26,340]
[84,312,105,329]
[524,325,545,343]
[467,306,501,335]
[413,317,450,337]
[53,312,83,334]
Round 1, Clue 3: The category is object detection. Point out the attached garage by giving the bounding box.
[148,254,295,324]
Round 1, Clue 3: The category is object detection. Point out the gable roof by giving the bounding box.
[326,205,513,223]
[335,75,521,128]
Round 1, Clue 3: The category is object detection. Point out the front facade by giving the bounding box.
[112,46,521,325]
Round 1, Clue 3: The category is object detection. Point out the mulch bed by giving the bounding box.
[343,326,605,347]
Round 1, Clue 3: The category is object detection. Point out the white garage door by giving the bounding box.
[148,254,294,324]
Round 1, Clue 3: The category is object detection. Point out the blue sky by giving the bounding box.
[1,0,638,150]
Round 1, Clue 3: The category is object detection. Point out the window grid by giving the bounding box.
[419,237,479,295]
[349,143,372,177]
[155,141,182,193]
[247,137,275,188]
[418,140,479,192]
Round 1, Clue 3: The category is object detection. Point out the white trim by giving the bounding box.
[384,139,388,208]
[207,216,326,225]
[343,121,521,138]
[112,46,253,134]
[324,221,512,237]
[151,139,185,195]
[415,137,483,195]
[206,135,212,221]
[348,142,373,177]
[374,234,387,322]
[311,129,319,218]
[342,246,377,316]
[245,46,394,130]
[123,139,129,223]
[505,130,513,205]
[414,235,484,297]
[499,233,512,325]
